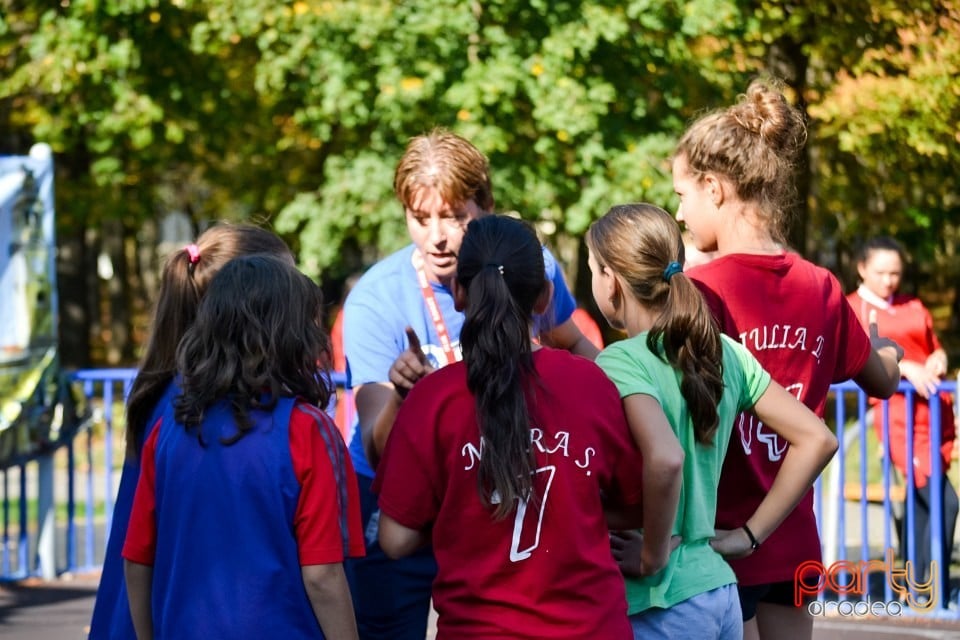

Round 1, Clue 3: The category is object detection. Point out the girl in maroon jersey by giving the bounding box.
[671,78,902,640]
[375,215,646,639]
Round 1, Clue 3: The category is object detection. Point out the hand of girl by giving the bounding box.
[610,530,682,577]
[709,528,755,559]
[900,360,940,399]
[925,350,948,379]
[868,309,904,363]
[610,530,643,576]
[856,312,903,399]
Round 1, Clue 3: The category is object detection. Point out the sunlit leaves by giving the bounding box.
[1,0,955,287]
[804,0,959,260]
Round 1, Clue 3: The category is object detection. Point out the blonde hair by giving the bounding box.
[675,78,807,243]
[394,128,494,212]
[587,203,723,444]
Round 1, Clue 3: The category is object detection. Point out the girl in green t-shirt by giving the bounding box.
[585,203,839,639]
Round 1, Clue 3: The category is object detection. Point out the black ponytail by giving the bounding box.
[457,216,546,519]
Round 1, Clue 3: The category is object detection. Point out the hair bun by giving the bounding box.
[731,80,806,157]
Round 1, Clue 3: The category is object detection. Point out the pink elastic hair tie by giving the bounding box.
[184,244,201,264]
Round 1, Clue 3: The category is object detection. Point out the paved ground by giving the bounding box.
[5,572,960,640]
[0,573,97,640]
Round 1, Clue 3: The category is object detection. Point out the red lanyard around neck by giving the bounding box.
[412,250,459,365]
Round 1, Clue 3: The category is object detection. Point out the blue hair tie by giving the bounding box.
[662,261,683,282]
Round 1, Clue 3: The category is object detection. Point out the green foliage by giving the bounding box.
[0,0,745,266]
[801,1,960,279]
[1,0,957,359]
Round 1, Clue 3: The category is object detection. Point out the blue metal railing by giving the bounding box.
[70,368,137,574]
[815,379,959,617]
[1,370,957,620]
[1,368,350,581]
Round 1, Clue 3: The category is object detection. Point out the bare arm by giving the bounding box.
[124,560,154,640]
[541,317,601,360]
[378,512,429,560]
[711,382,838,558]
[357,382,401,469]
[301,563,359,640]
[622,394,684,575]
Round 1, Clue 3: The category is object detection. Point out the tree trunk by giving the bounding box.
[101,218,128,365]
[56,225,91,368]
[120,218,139,363]
[767,34,811,258]
[132,217,159,355]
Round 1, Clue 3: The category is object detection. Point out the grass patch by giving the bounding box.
[2,498,107,530]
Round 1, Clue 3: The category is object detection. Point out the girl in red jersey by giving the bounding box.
[588,203,837,639]
[375,215,645,639]
[123,254,364,640]
[671,78,902,640]
[847,236,957,602]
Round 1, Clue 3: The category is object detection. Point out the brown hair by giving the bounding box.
[393,128,494,213]
[675,78,807,243]
[125,223,293,458]
[173,254,331,443]
[586,203,724,444]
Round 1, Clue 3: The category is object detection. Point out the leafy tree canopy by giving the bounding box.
[1,0,957,359]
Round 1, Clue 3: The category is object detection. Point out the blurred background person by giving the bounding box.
[847,235,957,602]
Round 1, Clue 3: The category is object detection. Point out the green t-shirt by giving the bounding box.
[597,332,771,614]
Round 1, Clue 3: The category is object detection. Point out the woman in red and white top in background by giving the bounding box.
[847,235,957,601]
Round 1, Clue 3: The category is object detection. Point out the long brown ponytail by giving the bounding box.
[587,204,724,444]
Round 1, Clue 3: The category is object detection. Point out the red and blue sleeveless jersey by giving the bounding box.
[124,396,364,639]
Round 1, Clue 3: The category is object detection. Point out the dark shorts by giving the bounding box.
[344,471,437,640]
[738,580,798,621]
